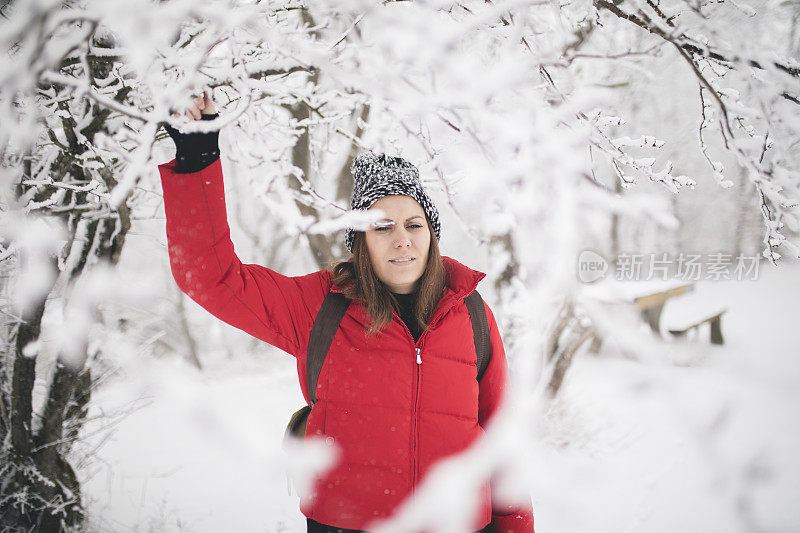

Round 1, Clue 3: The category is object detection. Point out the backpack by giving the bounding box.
[283,290,491,443]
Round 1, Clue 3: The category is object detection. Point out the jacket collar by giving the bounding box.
[329,255,486,297]
[441,255,486,298]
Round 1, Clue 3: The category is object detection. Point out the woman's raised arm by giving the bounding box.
[159,93,330,357]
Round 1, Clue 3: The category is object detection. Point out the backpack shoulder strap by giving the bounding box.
[464,290,491,382]
[307,291,351,405]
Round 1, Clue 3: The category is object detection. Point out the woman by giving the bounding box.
[160,94,535,533]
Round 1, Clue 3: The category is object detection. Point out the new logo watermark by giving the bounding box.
[577,250,609,283]
[577,250,760,283]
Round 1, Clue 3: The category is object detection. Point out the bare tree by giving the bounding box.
[1,9,129,531]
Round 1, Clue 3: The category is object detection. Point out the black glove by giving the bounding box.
[163,113,221,174]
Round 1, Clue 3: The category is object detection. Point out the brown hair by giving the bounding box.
[331,216,447,336]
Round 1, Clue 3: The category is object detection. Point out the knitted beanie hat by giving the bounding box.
[344,151,441,253]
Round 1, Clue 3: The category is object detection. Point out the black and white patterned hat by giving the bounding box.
[344,152,441,253]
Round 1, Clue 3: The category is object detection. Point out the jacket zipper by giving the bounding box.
[412,346,422,504]
[391,296,459,504]
[392,312,421,502]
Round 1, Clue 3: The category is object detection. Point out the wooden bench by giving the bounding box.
[668,309,727,345]
[579,281,696,353]
[633,283,694,335]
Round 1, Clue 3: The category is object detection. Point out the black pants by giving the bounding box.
[308,518,493,533]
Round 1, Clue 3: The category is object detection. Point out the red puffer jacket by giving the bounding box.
[158,157,534,533]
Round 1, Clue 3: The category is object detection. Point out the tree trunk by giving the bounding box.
[1,31,131,527]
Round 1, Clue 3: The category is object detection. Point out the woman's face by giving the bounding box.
[363,195,431,294]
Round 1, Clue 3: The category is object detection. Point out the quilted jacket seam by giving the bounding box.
[423,352,477,367]
[325,397,412,412]
[420,409,478,422]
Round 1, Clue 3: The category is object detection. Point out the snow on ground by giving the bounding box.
[78,351,306,532]
[531,260,800,533]
[78,260,800,532]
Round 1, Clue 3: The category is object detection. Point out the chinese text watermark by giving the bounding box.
[577,250,760,283]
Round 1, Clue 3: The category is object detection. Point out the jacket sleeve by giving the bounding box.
[158,156,329,357]
[478,303,535,533]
